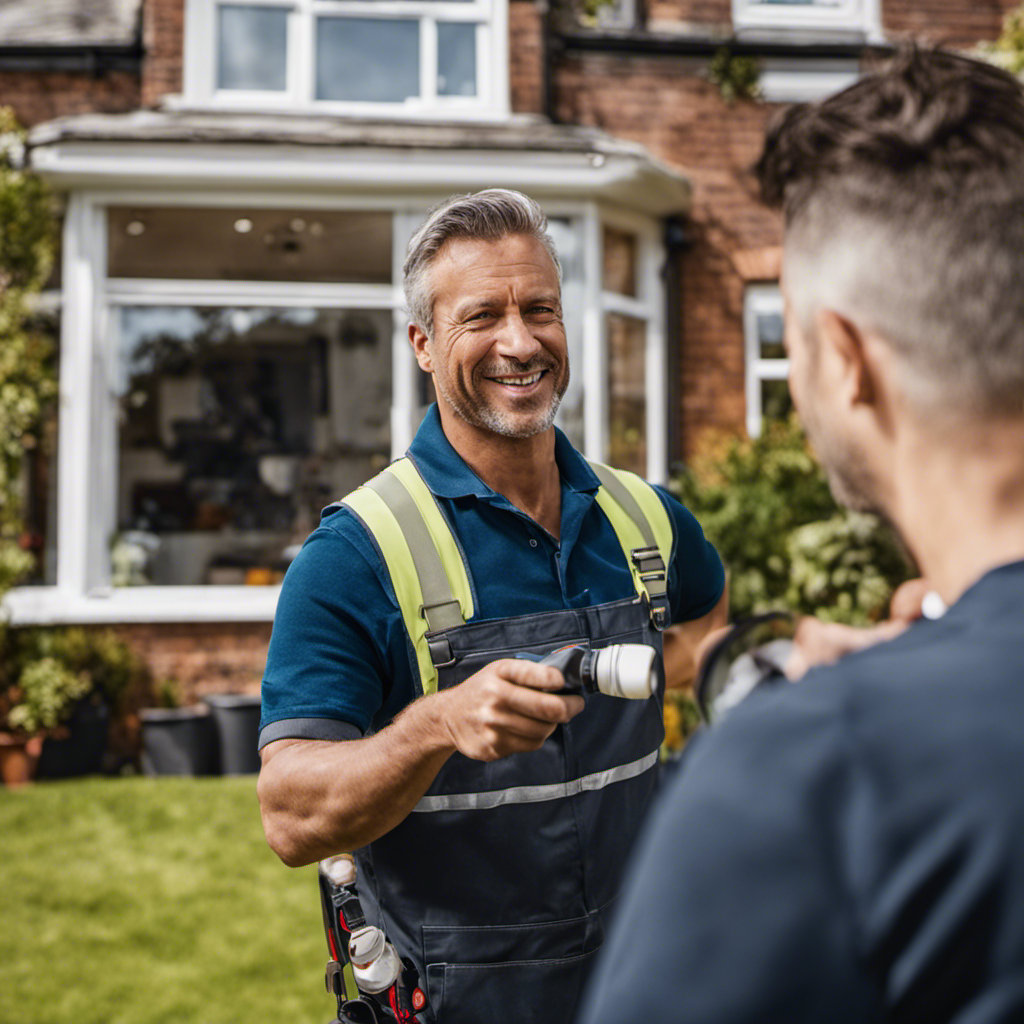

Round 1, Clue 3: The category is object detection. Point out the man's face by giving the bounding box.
[415,233,569,439]
[783,284,883,515]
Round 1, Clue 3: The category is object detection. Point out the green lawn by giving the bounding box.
[0,776,344,1024]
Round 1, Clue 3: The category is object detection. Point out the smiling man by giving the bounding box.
[257,191,727,1024]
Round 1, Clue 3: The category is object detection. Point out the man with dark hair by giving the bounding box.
[258,190,728,1023]
[580,50,1024,1024]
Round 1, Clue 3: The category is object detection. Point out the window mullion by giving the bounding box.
[421,16,438,104]
[291,3,314,105]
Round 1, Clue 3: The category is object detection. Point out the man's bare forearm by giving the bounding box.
[257,658,580,868]
[258,695,456,866]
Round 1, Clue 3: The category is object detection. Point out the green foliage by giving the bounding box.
[0,626,150,736]
[708,48,762,103]
[976,3,1024,73]
[0,107,58,596]
[674,416,912,625]
[6,657,90,735]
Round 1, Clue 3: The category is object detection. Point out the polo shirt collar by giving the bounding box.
[407,404,601,500]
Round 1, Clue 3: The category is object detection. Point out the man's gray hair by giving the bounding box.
[403,190,561,339]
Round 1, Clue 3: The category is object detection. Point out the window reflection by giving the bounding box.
[316,18,420,102]
[218,5,289,91]
[437,23,477,97]
[607,313,646,475]
[115,307,391,586]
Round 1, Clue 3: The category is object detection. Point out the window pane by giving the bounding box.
[218,5,288,92]
[107,208,392,284]
[607,313,646,476]
[547,218,585,450]
[761,378,793,423]
[437,23,476,97]
[115,307,391,586]
[602,226,637,297]
[317,18,419,102]
[757,308,785,359]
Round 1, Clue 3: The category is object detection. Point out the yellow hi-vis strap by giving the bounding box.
[341,458,473,697]
[589,462,674,629]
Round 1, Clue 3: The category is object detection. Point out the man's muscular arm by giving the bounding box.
[258,658,583,866]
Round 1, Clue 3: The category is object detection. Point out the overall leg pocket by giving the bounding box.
[426,948,600,1024]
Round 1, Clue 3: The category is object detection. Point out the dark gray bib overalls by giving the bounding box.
[341,457,674,1024]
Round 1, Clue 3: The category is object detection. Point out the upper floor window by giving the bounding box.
[733,0,880,36]
[744,284,792,437]
[184,0,509,117]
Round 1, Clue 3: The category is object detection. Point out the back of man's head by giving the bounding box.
[757,49,1024,419]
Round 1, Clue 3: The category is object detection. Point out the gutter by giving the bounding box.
[558,29,894,60]
[0,44,142,75]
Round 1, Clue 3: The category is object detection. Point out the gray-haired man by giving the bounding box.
[257,190,728,1023]
[581,49,1024,1024]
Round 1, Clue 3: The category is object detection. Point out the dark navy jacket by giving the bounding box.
[581,559,1024,1024]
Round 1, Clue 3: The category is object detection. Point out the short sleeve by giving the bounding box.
[578,683,880,1024]
[653,485,726,623]
[259,509,416,746]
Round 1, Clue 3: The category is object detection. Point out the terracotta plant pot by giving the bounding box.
[0,733,44,788]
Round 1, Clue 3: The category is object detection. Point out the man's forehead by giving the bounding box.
[432,234,561,304]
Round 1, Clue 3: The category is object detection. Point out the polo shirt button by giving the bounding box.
[529,539,538,548]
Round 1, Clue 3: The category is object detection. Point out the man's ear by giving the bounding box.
[409,323,433,373]
[814,309,876,408]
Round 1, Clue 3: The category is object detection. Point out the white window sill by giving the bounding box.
[2,586,281,626]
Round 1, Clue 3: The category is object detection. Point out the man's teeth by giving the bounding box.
[493,372,543,386]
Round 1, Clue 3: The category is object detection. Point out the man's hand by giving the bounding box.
[436,659,584,762]
[784,577,931,680]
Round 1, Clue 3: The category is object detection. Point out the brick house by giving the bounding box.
[1,0,1015,694]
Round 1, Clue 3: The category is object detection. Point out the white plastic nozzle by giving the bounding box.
[349,926,401,994]
[320,853,357,887]
[594,644,658,699]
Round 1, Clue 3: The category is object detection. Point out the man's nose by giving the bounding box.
[494,312,543,360]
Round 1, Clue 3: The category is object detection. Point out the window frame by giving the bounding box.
[732,0,881,37]
[3,191,668,624]
[182,0,510,118]
[743,283,789,438]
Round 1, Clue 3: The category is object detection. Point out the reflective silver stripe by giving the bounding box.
[411,748,660,813]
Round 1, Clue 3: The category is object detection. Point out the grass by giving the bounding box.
[0,776,346,1024]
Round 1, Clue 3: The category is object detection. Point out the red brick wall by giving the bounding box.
[0,70,140,127]
[141,0,185,107]
[111,621,272,703]
[555,52,780,451]
[644,0,731,32]
[883,0,1021,47]
[510,0,547,115]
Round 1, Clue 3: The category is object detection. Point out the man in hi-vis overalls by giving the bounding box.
[258,190,728,1024]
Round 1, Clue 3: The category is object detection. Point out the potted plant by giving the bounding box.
[205,692,262,775]
[0,645,90,787]
[139,678,219,776]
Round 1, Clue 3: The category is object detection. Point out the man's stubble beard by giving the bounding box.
[801,398,884,516]
[434,355,571,440]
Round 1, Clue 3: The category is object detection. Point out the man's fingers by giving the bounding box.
[493,658,566,691]
[786,616,909,680]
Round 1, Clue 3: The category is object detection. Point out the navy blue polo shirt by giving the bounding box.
[580,559,1024,1024]
[259,405,724,747]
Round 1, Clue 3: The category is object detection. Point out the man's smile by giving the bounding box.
[485,370,548,389]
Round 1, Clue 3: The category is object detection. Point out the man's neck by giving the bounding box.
[437,402,563,540]
[890,416,1024,606]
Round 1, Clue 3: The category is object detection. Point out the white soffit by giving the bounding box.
[28,128,691,216]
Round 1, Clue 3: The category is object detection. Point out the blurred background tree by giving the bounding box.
[673,415,913,625]
[976,2,1024,72]
[0,107,57,597]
